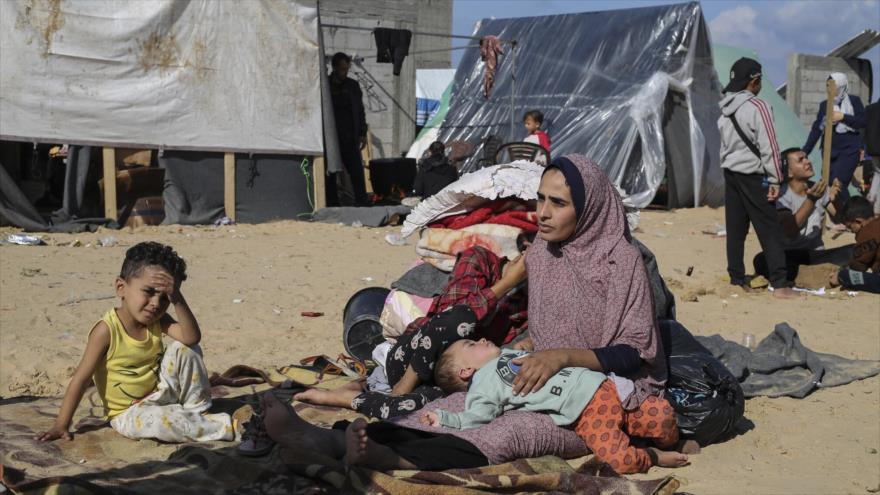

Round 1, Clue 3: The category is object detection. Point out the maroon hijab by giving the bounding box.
[525,155,665,409]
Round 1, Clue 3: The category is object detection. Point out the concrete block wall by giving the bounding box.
[786,54,873,129]
[319,0,452,159]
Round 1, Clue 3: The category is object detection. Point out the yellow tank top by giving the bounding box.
[93,309,164,417]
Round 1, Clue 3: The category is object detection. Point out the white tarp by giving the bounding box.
[0,0,323,155]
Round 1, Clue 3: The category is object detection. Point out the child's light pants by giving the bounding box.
[110,341,234,442]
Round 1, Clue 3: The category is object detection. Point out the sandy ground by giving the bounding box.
[1,206,878,494]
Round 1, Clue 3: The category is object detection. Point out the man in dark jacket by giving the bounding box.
[413,141,458,198]
[328,52,370,206]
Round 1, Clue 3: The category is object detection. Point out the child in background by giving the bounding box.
[523,110,551,153]
[421,339,689,474]
[831,197,880,293]
[38,242,235,443]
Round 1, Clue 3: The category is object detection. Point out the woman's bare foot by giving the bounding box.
[649,447,690,468]
[261,392,345,459]
[293,387,361,408]
[343,418,417,471]
[677,439,701,455]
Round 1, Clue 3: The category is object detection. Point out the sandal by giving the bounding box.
[236,412,275,457]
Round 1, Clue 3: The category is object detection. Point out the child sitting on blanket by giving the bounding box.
[38,242,235,443]
[420,339,689,474]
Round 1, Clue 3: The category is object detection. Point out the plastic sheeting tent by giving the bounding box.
[436,2,724,208]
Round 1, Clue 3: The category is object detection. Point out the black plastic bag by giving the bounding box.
[660,320,745,446]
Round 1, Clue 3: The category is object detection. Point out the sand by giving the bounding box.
[1,206,878,494]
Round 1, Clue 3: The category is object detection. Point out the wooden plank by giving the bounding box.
[362,131,373,194]
[102,147,117,220]
[224,152,236,221]
[822,77,836,184]
[313,155,326,211]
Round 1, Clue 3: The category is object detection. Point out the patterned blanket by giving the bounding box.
[1,367,679,495]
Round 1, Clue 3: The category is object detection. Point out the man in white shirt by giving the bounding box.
[753,148,852,281]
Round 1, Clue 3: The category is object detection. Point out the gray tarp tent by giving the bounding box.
[439,2,723,208]
[0,0,325,229]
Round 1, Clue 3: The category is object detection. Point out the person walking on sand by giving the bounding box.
[718,57,796,299]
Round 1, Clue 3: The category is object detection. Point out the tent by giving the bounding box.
[0,0,323,229]
[429,2,725,208]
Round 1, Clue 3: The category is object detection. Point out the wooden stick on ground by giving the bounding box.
[822,77,836,184]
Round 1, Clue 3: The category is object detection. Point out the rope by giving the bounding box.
[297,157,315,220]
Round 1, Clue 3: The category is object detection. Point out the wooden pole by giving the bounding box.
[313,155,326,211]
[102,147,117,220]
[224,152,236,221]
[822,77,836,184]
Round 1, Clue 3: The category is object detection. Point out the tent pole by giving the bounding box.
[102,147,117,221]
[510,41,517,141]
[224,152,236,221]
[313,155,326,211]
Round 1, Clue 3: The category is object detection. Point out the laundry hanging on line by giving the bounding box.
[374,28,412,76]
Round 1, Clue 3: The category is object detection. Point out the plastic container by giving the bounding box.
[342,287,391,362]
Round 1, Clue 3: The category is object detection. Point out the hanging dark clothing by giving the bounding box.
[374,28,412,76]
[413,154,458,198]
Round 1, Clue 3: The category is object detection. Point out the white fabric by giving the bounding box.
[366,341,394,393]
[416,69,456,100]
[109,341,233,442]
[830,72,855,134]
[608,373,635,404]
[0,1,322,154]
[401,161,544,237]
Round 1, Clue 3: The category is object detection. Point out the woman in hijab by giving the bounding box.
[261,155,679,468]
[390,154,675,463]
[804,72,867,204]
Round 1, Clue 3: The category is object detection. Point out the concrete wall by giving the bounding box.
[319,0,451,159]
[785,54,873,129]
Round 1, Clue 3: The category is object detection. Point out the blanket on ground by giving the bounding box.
[1,366,677,495]
[695,322,880,398]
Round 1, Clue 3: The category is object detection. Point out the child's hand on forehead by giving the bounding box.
[147,269,181,302]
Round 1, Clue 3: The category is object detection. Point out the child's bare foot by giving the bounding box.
[650,447,690,468]
[343,418,417,471]
[293,388,360,408]
[261,392,345,459]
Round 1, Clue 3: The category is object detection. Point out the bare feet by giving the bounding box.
[261,392,345,459]
[650,447,690,468]
[293,387,361,408]
[771,287,799,299]
[343,418,416,471]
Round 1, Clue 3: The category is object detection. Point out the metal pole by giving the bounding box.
[321,22,513,44]
[510,41,517,140]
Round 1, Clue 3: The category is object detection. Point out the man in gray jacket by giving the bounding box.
[718,58,796,298]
